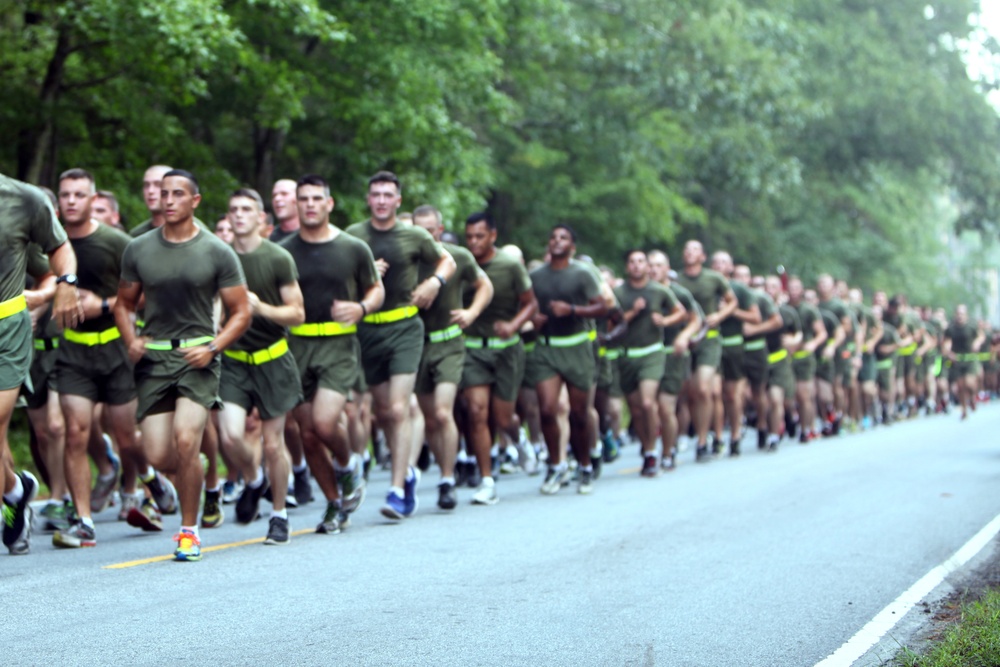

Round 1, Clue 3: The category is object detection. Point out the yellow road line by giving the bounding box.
[103,528,314,569]
[617,466,641,475]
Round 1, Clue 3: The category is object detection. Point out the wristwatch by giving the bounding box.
[56,274,79,286]
[208,342,219,356]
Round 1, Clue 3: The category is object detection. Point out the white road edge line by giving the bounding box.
[814,510,1000,667]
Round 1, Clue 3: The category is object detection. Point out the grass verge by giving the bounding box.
[896,586,1000,666]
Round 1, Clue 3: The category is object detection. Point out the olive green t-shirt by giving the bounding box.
[68,223,131,333]
[25,245,58,338]
[0,174,67,303]
[747,290,776,342]
[121,228,245,340]
[675,267,730,318]
[613,280,678,349]
[345,220,442,310]
[794,301,822,344]
[419,241,481,333]
[231,239,298,351]
[720,280,755,337]
[767,304,801,353]
[464,248,532,339]
[876,322,901,360]
[945,321,979,354]
[530,262,601,338]
[130,217,210,238]
[663,282,700,346]
[819,297,851,341]
[280,230,379,325]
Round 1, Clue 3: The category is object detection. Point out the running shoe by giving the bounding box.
[402,467,419,517]
[602,430,620,463]
[540,467,562,495]
[146,471,178,515]
[660,451,676,472]
[90,447,121,513]
[641,454,658,478]
[117,492,142,521]
[417,443,432,472]
[127,498,164,532]
[336,454,366,514]
[380,491,406,521]
[471,481,498,506]
[316,501,341,534]
[264,516,290,545]
[53,521,96,548]
[590,449,603,480]
[695,445,712,463]
[578,469,594,495]
[201,489,224,528]
[293,467,313,505]
[236,476,268,525]
[173,529,201,562]
[465,462,481,489]
[437,482,457,510]
[710,434,724,457]
[39,500,70,532]
[222,479,244,505]
[2,471,38,555]
[336,508,351,530]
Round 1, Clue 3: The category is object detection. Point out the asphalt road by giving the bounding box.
[4,405,999,666]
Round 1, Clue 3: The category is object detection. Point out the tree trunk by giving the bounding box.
[21,25,72,186]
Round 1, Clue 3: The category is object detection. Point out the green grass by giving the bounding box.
[897,588,1000,666]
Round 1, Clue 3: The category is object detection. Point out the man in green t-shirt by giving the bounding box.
[733,265,782,453]
[49,168,147,550]
[872,304,901,423]
[269,179,300,245]
[816,274,851,434]
[129,165,172,238]
[530,226,606,495]
[943,304,984,420]
[0,172,81,555]
[217,188,307,545]
[117,169,251,562]
[674,240,737,462]
[412,206,493,509]
[787,277,827,442]
[751,276,801,451]
[283,175,384,532]
[346,171,455,521]
[614,250,683,476]
[461,212,536,499]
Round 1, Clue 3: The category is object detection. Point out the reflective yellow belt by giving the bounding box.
[363,305,418,325]
[625,342,664,359]
[145,335,214,351]
[426,324,462,344]
[598,346,607,358]
[722,335,744,347]
[588,329,597,342]
[33,337,59,351]
[540,331,591,348]
[876,358,894,370]
[605,348,621,360]
[793,349,812,360]
[705,329,719,339]
[768,349,788,364]
[744,339,766,352]
[898,342,917,356]
[958,352,980,362]
[465,334,520,350]
[63,326,121,346]
[0,295,27,319]
[290,321,357,337]
[223,338,289,365]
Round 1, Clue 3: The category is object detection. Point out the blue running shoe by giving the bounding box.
[380,491,406,521]
[402,467,419,517]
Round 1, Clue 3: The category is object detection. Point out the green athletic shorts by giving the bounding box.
[134,349,222,422]
[220,349,302,420]
[21,343,58,410]
[815,354,834,384]
[899,353,916,379]
[595,350,613,391]
[859,353,876,383]
[877,366,894,392]
[692,334,722,371]
[289,334,358,401]
[792,353,816,383]
[949,360,978,382]
[835,350,853,385]
[721,343,745,382]
[522,343,546,389]
[357,316,424,387]
[618,350,665,395]
[56,338,136,405]
[0,310,32,392]
[659,349,689,396]
[461,341,524,403]
[416,336,465,395]
[530,340,595,392]
[768,356,795,397]
[743,347,768,388]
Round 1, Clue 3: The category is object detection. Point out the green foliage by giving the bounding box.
[897,586,1000,666]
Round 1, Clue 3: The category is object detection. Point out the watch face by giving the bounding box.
[59,274,79,286]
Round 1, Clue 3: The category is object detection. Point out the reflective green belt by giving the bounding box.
[768,349,788,364]
[539,331,591,348]
[744,339,766,352]
[597,346,607,357]
[663,345,675,355]
[932,357,943,376]
[722,335,744,347]
[426,324,462,344]
[290,321,357,337]
[980,352,991,362]
[605,349,621,360]
[793,349,812,360]
[145,335,214,351]
[898,342,917,356]
[846,342,856,352]
[624,342,664,359]
[523,341,536,353]
[465,334,520,350]
[0,295,27,319]
[135,319,146,329]
[33,337,59,351]
[705,329,719,339]
[362,305,418,325]
[957,352,980,362]
[876,358,894,370]
[223,338,288,365]
[588,330,597,342]
[63,326,121,346]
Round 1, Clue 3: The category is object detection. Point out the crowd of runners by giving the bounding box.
[1,166,995,562]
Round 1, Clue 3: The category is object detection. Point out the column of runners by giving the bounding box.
[2,166,996,561]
